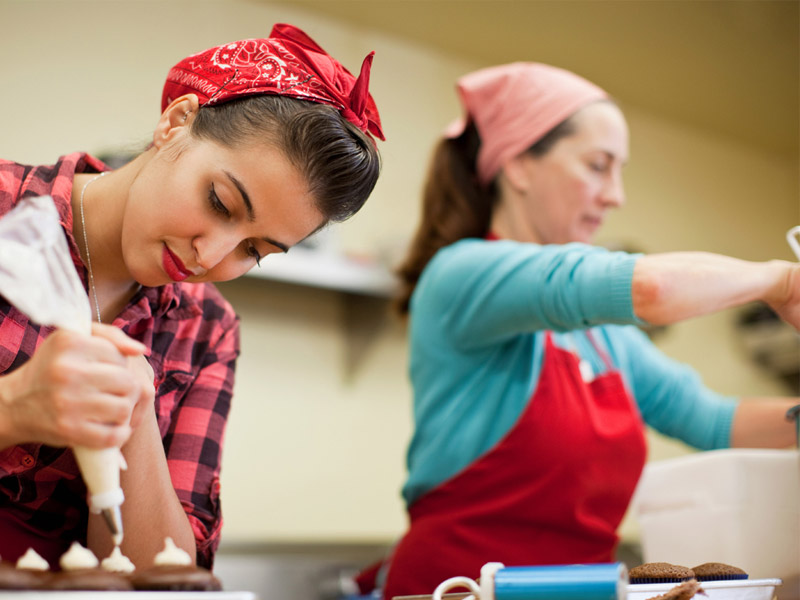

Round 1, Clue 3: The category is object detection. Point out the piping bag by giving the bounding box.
[433,562,628,600]
[0,195,125,544]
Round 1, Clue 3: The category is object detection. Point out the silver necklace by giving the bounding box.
[79,171,107,324]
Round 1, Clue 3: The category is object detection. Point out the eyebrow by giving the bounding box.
[224,170,289,253]
[600,149,629,167]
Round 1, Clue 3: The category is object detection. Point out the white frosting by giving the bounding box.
[16,548,49,571]
[154,537,192,566]
[59,541,99,571]
[100,546,135,573]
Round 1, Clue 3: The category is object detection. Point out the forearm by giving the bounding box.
[729,397,798,448]
[87,409,195,567]
[631,253,795,326]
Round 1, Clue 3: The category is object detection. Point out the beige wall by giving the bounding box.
[1,0,797,546]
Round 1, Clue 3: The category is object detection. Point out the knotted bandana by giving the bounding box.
[162,23,385,142]
[446,62,607,185]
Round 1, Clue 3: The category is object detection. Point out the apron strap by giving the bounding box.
[584,329,615,372]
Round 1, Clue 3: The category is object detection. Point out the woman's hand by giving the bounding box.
[764,261,800,331]
[0,323,148,450]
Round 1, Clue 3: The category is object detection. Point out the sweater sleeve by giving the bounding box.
[607,325,738,450]
[412,239,643,350]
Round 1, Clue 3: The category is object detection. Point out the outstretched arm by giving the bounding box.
[632,253,799,328]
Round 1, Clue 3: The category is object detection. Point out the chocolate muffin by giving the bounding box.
[0,560,49,590]
[47,568,133,591]
[644,579,705,600]
[47,540,132,591]
[130,536,221,591]
[130,564,222,591]
[691,562,748,581]
[629,562,696,584]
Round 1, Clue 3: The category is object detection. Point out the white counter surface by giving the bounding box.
[0,593,255,599]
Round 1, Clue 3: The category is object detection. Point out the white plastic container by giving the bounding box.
[632,449,799,594]
[627,579,783,600]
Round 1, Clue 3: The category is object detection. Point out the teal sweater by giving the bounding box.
[403,239,738,505]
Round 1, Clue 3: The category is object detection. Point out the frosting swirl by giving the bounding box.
[16,548,49,571]
[59,541,99,571]
[154,537,192,566]
[101,546,135,573]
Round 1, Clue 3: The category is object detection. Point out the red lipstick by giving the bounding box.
[162,245,192,282]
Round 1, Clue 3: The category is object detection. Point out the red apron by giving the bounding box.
[381,331,647,599]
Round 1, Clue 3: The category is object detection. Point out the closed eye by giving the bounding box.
[208,184,230,217]
[246,242,262,267]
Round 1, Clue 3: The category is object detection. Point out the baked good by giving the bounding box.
[47,541,132,591]
[0,562,45,590]
[690,562,748,581]
[48,568,133,591]
[100,546,136,575]
[0,561,45,590]
[0,548,51,589]
[131,563,222,591]
[130,536,222,591]
[629,562,695,584]
[644,579,705,600]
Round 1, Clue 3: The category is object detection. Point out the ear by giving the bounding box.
[152,94,200,148]
[500,153,533,194]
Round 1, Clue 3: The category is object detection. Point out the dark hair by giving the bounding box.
[394,117,576,316]
[190,95,381,223]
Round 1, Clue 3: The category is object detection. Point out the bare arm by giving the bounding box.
[631,253,800,327]
[87,356,196,568]
[730,397,798,448]
[87,407,196,568]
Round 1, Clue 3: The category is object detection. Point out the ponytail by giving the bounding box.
[395,123,495,315]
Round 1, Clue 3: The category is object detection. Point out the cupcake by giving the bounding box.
[629,562,695,584]
[643,579,705,600]
[130,537,222,591]
[48,541,132,591]
[690,562,748,581]
[100,546,136,575]
[0,548,50,590]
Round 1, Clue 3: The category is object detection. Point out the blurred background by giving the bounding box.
[2,0,798,597]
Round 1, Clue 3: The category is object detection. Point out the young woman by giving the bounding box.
[0,23,384,569]
[370,62,797,598]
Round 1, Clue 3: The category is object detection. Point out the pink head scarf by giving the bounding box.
[162,23,384,142]
[446,62,608,186]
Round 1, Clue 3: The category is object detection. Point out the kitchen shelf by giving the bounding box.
[243,247,398,298]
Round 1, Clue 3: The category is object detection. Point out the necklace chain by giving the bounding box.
[79,171,107,324]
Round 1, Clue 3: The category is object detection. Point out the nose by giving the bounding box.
[193,231,241,272]
[600,170,625,208]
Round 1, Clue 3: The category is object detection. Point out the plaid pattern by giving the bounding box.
[0,153,240,568]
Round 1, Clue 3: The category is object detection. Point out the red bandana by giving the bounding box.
[162,23,384,142]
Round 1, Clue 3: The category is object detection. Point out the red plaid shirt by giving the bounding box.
[0,153,240,568]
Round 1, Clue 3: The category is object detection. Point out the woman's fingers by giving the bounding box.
[73,420,134,449]
[90,323,149,357]
[1,327,149,448]
[127,355,156,430]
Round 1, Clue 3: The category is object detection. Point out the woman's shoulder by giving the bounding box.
[425,238,603,281]
[0,153,107,210]
[428,237,527,270]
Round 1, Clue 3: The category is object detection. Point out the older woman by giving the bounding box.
[376,62,796,598]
